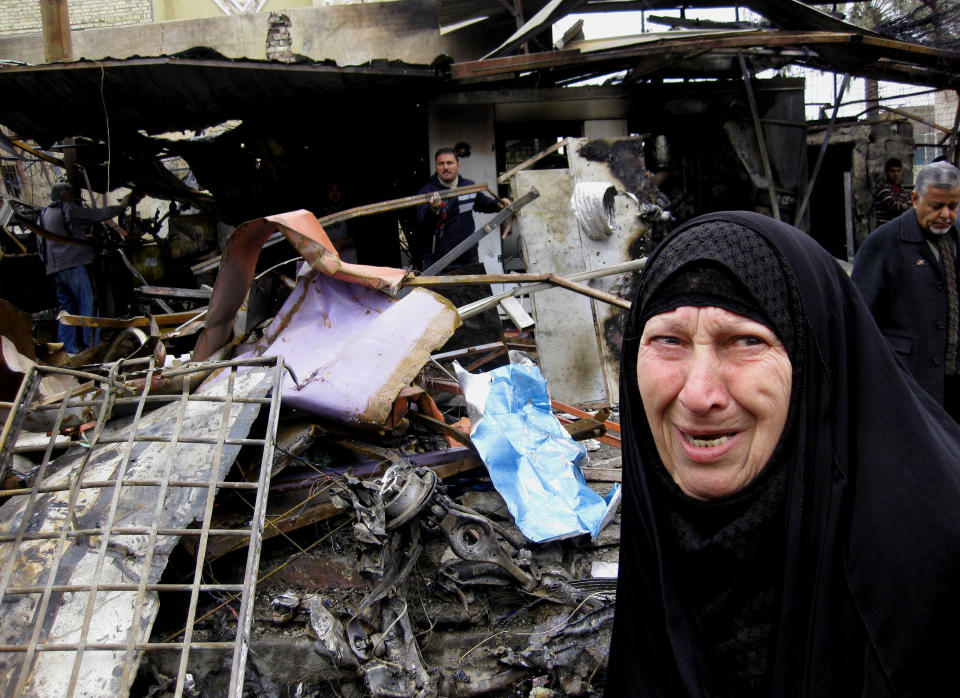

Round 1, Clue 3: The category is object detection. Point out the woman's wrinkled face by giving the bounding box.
[636,306,792,501]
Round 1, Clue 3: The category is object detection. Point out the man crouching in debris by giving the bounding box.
[39,182,134,354]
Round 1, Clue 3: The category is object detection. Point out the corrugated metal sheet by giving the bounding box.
[0,50,438,145]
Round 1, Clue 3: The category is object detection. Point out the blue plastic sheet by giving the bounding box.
[456,355,620,543]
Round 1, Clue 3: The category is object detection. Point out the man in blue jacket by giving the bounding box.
[852,160,960,421]
[39,182,133,354]
[415,146,505,271]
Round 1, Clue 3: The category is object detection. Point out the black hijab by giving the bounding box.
[605,212,960,697]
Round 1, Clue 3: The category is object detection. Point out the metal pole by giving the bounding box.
[844,171,855,261]
[795,73,852,227]
[951,90,960,166]
[738,52,780,220]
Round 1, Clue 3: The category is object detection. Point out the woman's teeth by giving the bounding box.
[683,433,731,448]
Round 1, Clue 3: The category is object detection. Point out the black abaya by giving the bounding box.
[605,211,960,697]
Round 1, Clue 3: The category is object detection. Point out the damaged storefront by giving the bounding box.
[2,1,960,696]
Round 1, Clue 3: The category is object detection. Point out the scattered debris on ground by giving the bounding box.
[0,138,653,696]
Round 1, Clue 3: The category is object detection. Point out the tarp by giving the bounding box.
[456,353,620,543]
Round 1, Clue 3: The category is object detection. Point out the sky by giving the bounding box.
[551,5,938,122]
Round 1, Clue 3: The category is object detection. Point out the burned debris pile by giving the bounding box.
[0,137,661,697]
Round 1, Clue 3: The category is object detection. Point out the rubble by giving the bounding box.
[0,180,628,696]
[3,0,960,690]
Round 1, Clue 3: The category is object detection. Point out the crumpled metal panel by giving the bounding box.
[0,357,284,698]
[194,209,409,360]
[240,269,460,425]
[455,353,620,543]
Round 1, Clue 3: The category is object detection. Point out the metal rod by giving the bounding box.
[0,528,255,543]
[498,138,569,183]
[421,189,539,276]
[0,480,259,497]
[68,360,158,695]
[951,90,960,165]
[229,357,284,698]
[795,73,852,227]
[191,184,490,274]
[4,583,246,594]
[738,52,780,220]
[123,372,196,689]
[0,641,240,652]
[455,258,647,319]
[844,171,855,261]
[174,368,236,697]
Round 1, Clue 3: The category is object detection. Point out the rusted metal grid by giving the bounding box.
[0,356,284,698]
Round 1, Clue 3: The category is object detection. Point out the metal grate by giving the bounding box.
[0,356,284,697]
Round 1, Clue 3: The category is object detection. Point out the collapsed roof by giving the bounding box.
[0,0,957,221]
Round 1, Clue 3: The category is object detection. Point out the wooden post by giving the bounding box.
[738,52,780,221]
[40,0,77,191]
[40,0,73,63]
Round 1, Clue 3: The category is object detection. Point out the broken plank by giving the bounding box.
[58,309,208,328]
[318,183,490,227]
[190,184,491,275]
[407,270,630,309]
[12,432,71,453]
[563,417,607,442]
[1,225,27,253]
[432,342,505,362]
[136,285,213,300]
[580,467,622,483]
[498,137,569,184]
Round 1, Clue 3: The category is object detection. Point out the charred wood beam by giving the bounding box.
[647,14,761,30]
[58,309,207,327]
[406,268,631,310]
[0,134,64,167]
[135,285,213,300]
[795,73,851,227]
[877,105,954,135]
[1,226,27,253]
[190,183,490,275]
[738,52,780,220]
[498,137,569,183]
[453,30,960,85]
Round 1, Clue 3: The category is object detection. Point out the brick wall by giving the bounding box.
[0,0,153,37]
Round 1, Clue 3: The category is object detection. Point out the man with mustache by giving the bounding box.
[853,160,960,421]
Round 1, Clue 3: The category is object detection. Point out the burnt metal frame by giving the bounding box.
[0,356,284,698]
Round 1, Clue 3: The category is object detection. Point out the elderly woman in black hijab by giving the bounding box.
[605,211,960,697]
